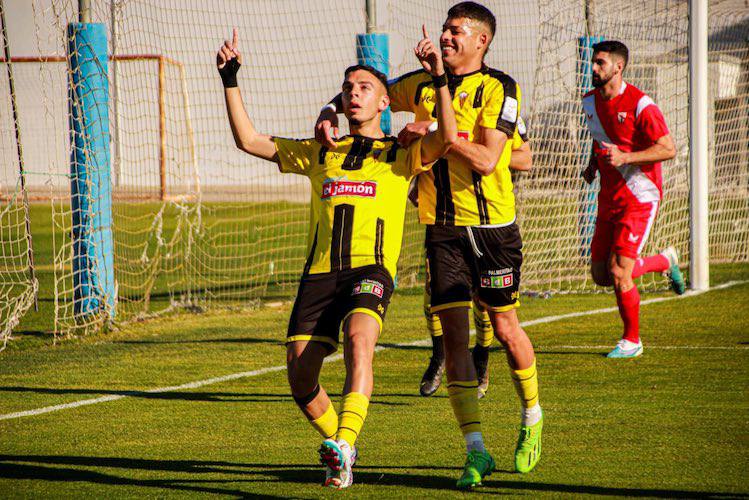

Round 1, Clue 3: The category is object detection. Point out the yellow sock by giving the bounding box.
[425,309,443,338]
[447,380,482,435]
[336,392,369,446]
[424,286,443,338]
[510,359,539,408]
[310,402,338,440]
[472,304,493,348]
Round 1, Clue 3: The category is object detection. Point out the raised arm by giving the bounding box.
[314,97,341,150]
[414,25,457,165]
[217,28,278,163]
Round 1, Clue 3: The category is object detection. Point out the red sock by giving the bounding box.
[632,254,669,278]
[615,286,640,343]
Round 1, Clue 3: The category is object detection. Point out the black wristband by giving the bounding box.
[432,73,447,88]
[219,58,241,88]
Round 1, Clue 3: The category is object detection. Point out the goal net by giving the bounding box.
[1,0,747,340]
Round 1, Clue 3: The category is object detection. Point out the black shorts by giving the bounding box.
[287,265,394,354]
[425,224,522,313]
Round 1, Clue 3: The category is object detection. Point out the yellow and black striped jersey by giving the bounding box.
[389,67,522,226]
[274,135,431,279]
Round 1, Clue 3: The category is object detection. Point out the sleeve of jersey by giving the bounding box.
[272,137,315,175]
[387,74,416,113]
[511,116,528,150]
[406,137,434,176]
[637,104,670,143]
[478,79,521,138]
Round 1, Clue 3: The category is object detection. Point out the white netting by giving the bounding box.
[708,2,749,262]
[0,0,37,349]
[0,0,747,338]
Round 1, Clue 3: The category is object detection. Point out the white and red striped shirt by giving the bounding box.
[582,82,670,210]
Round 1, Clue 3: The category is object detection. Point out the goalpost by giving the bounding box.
[0,0,747,341]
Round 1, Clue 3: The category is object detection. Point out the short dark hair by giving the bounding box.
[344,64,389,92]
[447,1,496,37]
[592,40,629,68]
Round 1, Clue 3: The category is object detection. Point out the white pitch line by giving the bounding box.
[520,279,746,327]
[541,345,748,351]
[1,279,746,422]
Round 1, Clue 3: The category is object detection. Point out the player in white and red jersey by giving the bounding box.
[581,40,685,358]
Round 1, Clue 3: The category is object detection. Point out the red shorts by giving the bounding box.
[591,201,659,261]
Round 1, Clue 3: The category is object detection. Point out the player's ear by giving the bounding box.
[378,94,390,112]
[478,31,489,51]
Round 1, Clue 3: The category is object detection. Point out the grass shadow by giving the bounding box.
[0,456,743,498]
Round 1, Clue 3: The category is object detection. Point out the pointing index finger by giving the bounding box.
[422,24,428,39]
[232,27,238,48]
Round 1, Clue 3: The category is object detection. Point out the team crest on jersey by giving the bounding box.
[321,178,377,199]
[458,91,469,108]
[618,111,627,123]
[352,279,384,298]
[458,130,470,140]
[372,149,382,160]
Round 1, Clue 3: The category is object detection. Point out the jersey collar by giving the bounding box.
[339,134,395,143]
[446,66,484,85]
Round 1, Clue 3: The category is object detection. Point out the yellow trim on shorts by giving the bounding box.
[484,300,521,313]
[342,307,383,333]
[430,301,473,314]
[286,334,338,351]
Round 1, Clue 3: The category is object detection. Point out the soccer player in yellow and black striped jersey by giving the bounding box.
[217,27,456,490]
[419,117,532,400]
[316,2,543,486]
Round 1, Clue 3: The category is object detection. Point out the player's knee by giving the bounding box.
[345,332,373,359]
[593,274,612,287]
[286,350,317,391]
[608,262,628,283]
[285,354,303,380]
[492,314,522,345]
[591,264,611,286]
[287,366,317,396]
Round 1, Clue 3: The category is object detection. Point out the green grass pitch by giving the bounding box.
[1,263,748,497]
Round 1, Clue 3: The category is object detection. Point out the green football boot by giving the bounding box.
[514,411,543,473]
[661,246,686,295]
[456,449,495,489]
